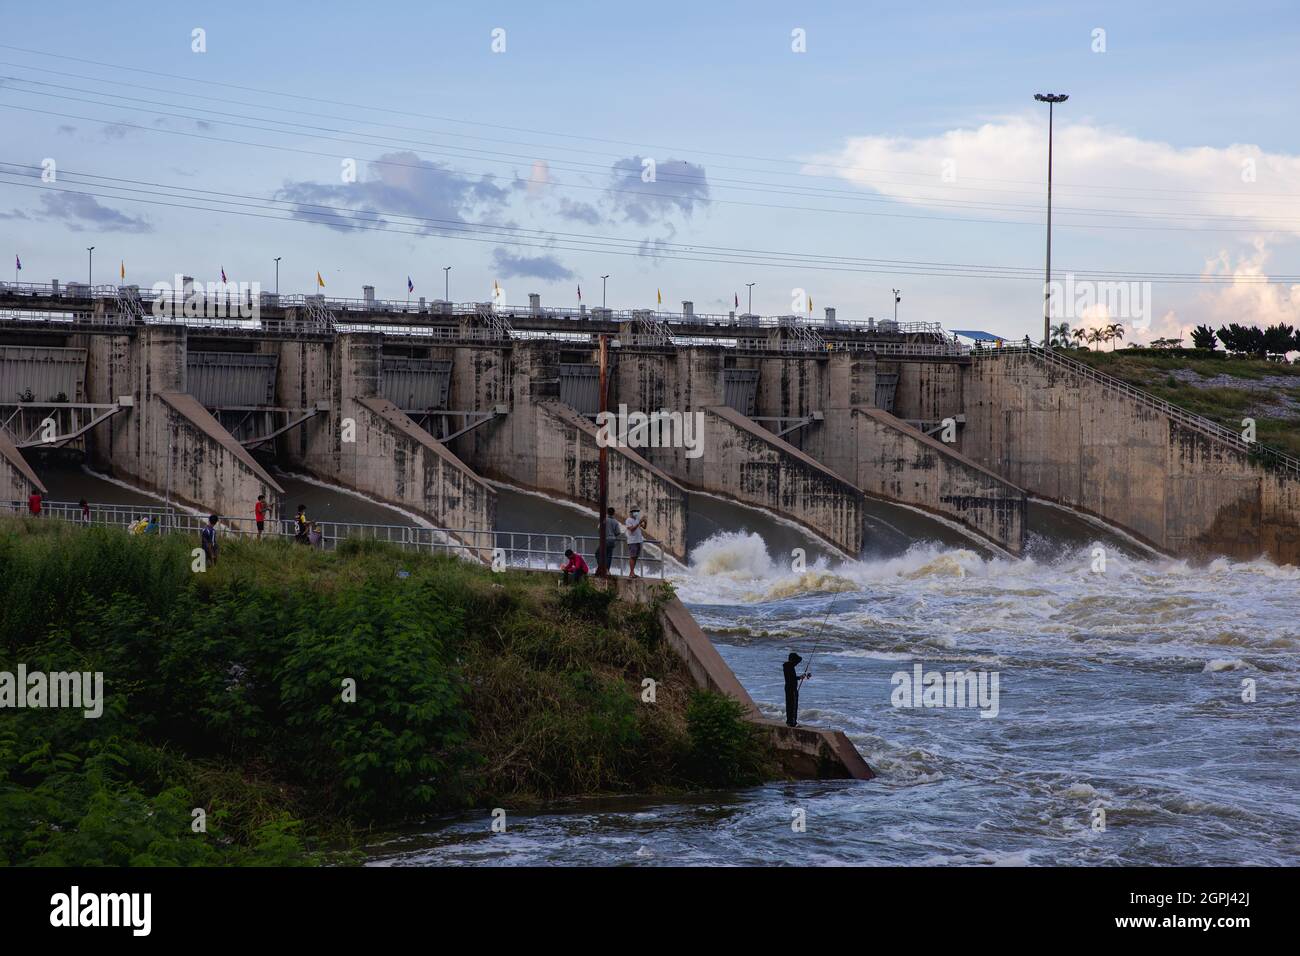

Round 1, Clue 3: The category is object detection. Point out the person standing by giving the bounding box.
[294,505,309,544]
[782,652,810,728]
[78,498,90,523]
[200,514,219,567]
[602,507,621,574]
[624,506,647,578]
[254,494,268,538]
[27,488,41,518]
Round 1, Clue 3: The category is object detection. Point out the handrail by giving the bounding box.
[972,345,1300,475]
[3,500,665,578]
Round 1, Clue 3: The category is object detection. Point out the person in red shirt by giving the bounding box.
[254,494,268,537]
[561,548,589,584]
[27,488,41,517]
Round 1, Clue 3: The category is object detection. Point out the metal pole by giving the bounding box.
[444,266,450,302]
[601,274,609,309]
[746,282,755,313]
[596,333,610,576]
[87,246,94,286]
[274,257,281,295]
[1045,101,1053,349]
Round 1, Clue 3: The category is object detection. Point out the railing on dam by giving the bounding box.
[974,344,1300,476]
[0,281,968,356]
[4,499,666,578]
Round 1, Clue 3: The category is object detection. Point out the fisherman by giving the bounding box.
[294,505,309,544]
[561,548,589,584]
[783,652,810,727]
[200,514,219,566]
[624,506,647,578]
[254,494,268,538]
[602,507,621,574]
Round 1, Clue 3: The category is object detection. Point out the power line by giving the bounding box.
[2,42,1296,202]
[1,165,1293,284]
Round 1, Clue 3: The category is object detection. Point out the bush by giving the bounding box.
[684,691,769,788]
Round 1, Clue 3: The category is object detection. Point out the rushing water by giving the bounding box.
[23,453,1300,865]
[368,505,1300,867]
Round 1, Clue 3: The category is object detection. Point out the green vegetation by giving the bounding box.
[0,519,773,866]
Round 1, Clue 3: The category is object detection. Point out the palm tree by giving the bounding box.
[1106,323,1125,351]
[1072,327,1088,348]
[1086,328,1104,349]
[1050,322,1072,348]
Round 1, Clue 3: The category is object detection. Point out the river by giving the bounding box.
[25,452,1300,866]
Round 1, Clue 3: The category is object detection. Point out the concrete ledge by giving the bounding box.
[158,391,284,494]
[758,721,876,781]
[0,430,45,498]
[680,405,865,555]
[537,400,689,562]
[835,406,1026,555]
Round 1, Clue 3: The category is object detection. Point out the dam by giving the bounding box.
[1,279,1295,566]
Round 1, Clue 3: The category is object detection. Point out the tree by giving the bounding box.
[1050,321,1072,348]
[1072,327,1088,348]
[1106,323,1125,351]
[1191,325,1217,350]
[1263,323,1296,358]
[1087,328,1105,349]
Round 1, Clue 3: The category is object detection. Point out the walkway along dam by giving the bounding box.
[1,281,1297,566]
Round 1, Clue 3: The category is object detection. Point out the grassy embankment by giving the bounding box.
[1069,349,1300,458]
[0,518,772,865]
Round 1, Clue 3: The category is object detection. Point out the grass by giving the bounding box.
[0,519,773,865]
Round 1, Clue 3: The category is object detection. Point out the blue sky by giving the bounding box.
[2,0,1299,340]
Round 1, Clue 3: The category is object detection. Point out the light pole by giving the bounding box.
[601,274,610,309]
[1035,92,1068,349]
[892,289,901,323]
[274,256,282,295]
[86,246,94,286]
[443,266,451,302]
[745,282,756,314]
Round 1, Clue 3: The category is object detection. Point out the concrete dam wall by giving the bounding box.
[962,349,1300,564]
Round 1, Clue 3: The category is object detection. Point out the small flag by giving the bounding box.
[220,266,227,283]
[15,255,21,271]
[657,288,662,306]
[120,260,125,280]
[808,294,813,313]
[407,275,414,293]
[317,271,325,288]
[493,279,500,296]
[577,284,582,302]
[734,292,738,308]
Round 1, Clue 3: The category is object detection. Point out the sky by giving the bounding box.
[2,0,1300,342]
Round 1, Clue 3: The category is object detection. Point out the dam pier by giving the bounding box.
[1,280,1297,565]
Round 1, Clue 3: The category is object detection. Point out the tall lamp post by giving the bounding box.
[745,282,756,314]
[601,274,610,309]
[1034,92,1068,349]
[274,256,282,295]
[86,246,94,286]
[443,266,451,302]
[892,288,901,323]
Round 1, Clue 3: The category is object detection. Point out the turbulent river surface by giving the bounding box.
[33,456,1300,866]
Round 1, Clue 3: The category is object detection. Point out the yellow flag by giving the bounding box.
[657,288,662,306]
[119,260,125,280]
[808,294,813,313]
[316,271,325,288]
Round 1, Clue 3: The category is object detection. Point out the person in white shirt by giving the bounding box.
[624,506,647,578]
